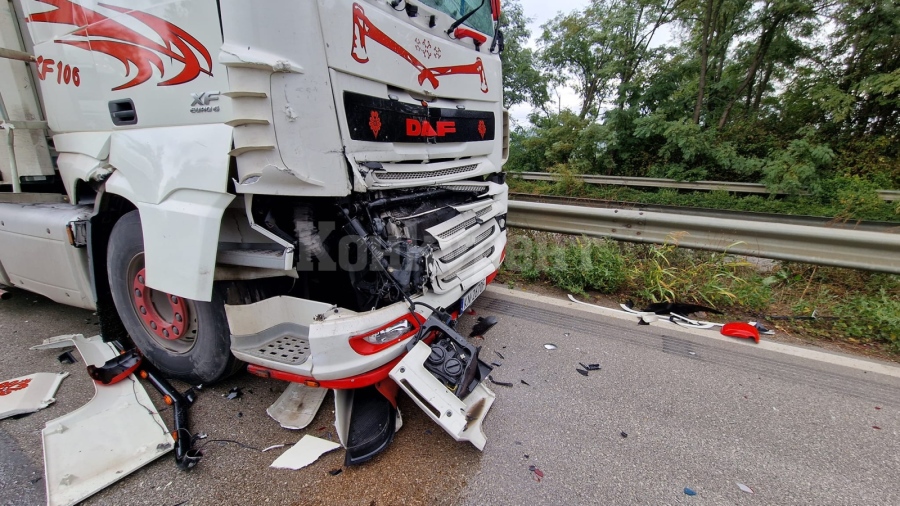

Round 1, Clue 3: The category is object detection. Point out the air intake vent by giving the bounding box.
[374,164,478,181]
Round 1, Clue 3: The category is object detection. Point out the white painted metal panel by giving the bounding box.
[0,202,95,309]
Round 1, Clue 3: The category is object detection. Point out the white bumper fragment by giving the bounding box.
[389,341,495,450]
[35,335,174,506]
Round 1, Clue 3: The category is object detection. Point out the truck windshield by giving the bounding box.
[420,0,494,36]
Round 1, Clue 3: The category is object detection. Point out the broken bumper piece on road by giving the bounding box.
[390,340,495,451]
[31,334,175,506]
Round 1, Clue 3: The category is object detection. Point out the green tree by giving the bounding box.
[499,0,549,108]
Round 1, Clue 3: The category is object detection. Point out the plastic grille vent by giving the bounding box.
[474,225,495,244]
[475,205,493,218]
[374,164,478,181]
[440,226,496,263]
[258,336,310,365]
[438,217,476,239]
[444,185,488,193]
[442,246,495,281]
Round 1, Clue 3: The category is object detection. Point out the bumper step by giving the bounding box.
[230,323,312,370]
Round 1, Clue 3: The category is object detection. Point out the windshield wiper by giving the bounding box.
[445,0,487,36]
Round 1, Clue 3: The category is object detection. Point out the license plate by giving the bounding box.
[460,279,486,312]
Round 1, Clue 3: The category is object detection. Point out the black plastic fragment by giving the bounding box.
[620,431,628,438]
[579,363,601,371]
[57,351,77,364]
[520,379,530,386]
[642,302,722,315]
[491,361,502,367]
[754,322,775,335]
[576,368,589,377]
[329,468,343,476]
[87,349,141,385]
[470,316,499,337]
[494,351,505,359]
[344,386,397,466]
[488,376,513,387]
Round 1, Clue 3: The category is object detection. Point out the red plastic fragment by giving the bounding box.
[721,322,760,343]
[528,465,544,481]
[873,426,881,430]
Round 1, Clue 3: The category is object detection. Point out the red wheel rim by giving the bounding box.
[133,268,189,341]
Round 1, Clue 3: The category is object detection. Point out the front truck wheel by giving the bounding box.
[107,210,240,384]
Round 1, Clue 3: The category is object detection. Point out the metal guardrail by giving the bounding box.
[510,193,900,234]
[507,200,900,274]
[515,172,900,202]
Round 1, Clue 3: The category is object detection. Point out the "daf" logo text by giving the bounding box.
[406,119,456,137]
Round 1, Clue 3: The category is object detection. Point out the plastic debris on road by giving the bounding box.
[270,435,341,470]
[576,368,589,377]
[494,351,505,360]
[37,335,174,506]
[620,432,628,438]
[487,376,513,387]
[329,468,343,476]
[469,316,498,337]
[579,363,601,371]
[543,343,558,350]
[528,465,544,482]
[684,488,697,496]
[0,372,69,420]
[721,322,760,343]
[267,383,327,430]
[736,482,754,494]
[224,387,242,400]
[57,351,77,364]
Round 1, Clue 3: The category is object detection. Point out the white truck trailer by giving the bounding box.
[0,0,509,463]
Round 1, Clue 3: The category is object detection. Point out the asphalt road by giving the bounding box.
[1,285,899,505]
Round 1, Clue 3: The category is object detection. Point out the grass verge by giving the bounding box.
[500,230,900,359]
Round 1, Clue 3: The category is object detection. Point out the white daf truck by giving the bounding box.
[0,0,508,462]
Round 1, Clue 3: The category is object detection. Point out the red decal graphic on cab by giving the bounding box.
[0,378,31,396]
[27,0,212,91]
[477,120,487,139]
[406,119,456,137]
[351,3,488,93]
[369,111,382,138]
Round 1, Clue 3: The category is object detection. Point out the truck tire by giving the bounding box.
[107,210,240,384]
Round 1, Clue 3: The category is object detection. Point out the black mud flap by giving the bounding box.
[344,385,397,466]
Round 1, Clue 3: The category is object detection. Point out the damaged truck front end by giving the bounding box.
[224,182,506,461]
[219,0,509,462]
